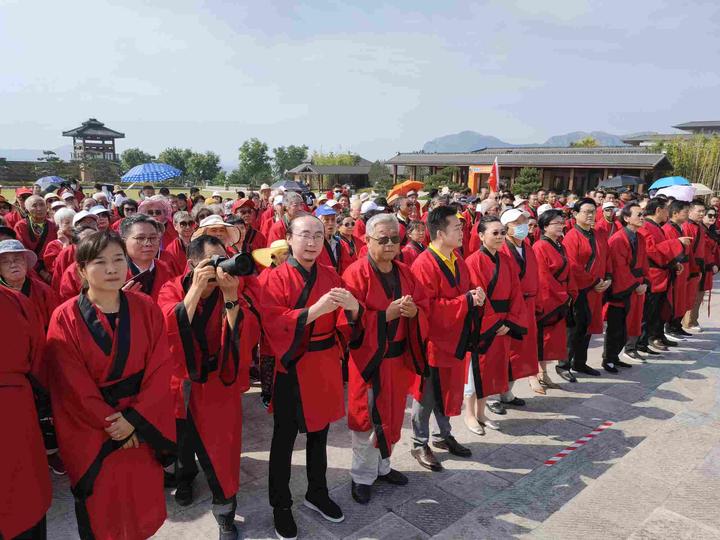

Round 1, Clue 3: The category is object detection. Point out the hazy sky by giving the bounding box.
[1,0,719,166]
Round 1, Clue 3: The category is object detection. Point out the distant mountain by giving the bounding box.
[0,145,72,161]
[422,131,513,153]
[420,130,633,153]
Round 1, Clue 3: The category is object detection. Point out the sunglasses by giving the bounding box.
[342,221,355,227]
[145,209,164,216]
[368,235,401,245]
[708,214,717,219]
[485,229,507,237]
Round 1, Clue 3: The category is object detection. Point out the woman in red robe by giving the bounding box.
[465,216,526,433]
[533,209,577,383]
[162,211,196,277]
[14,195,58,282]
[400,220,427,266]
[0,287,51,540]
[46,231,176,540]
[42,206,75,280]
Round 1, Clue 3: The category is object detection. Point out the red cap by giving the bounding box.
[231,198,255,214]
[15,187,32,197]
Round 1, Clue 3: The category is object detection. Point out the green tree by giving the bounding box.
[82,159,121,184]
[209,170,228,186]
[656,135,720,192]
[311,151,359,166]
[570,136,599,148]
[34,150,64,177]
[120,148,155,172]
[186,151,221,184]
[512,167,542,195]
[157,147,193,173]
[273,145,309,177]
[424,167,464,192]
[369,160,393,192]
[237,138,272,184]
[226,168,243,186]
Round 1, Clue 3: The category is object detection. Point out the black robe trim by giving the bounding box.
[541,236,568,282]
[123,407,177,466]
[574,225,597,272]
[505,239,526,279]
[280,258,317,370]
[219,306,244,386]
[428,248,458,289]
[323,239,340,270]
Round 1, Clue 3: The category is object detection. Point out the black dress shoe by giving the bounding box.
[615,360,633,368]
[661,336,679,347]
[377,469,408,485]
[623,350,644,361]
[501,397,526,407]
[351,481,371,504]
[555,366,577,382]
[676,328,693,337]
[163,471,177,489]
[486,401,507,415]
[637,345,661,356]
[433,436,472,457]
[411,445,442,471]
[603,363,619,373]
[574,365,601,376]
[175,482,193,506]
[649,339,669,351]
[218,515,239,540]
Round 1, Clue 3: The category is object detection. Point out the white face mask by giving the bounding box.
[513,223,529,240]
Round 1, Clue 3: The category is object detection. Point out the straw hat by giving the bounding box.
[252,239,290,268]
[192,215,241,246]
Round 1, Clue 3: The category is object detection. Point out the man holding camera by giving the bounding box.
[158,235,261,540]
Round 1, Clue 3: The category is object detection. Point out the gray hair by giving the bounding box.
[283,191,303,205]
[24,195,44,211]
[173,210,191,225]
[53,207,76,226]
[366,213,399,237]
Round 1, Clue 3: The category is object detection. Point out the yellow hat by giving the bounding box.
[252,239,290,268]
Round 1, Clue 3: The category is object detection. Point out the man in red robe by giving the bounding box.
[636,198,689,352]
[262,214,361,540]
[158,234,261,540]
[603,203,649,372]
[316,204,356,275]
[266,191,305,245]
[232,198,267,253]
[342,214,428,504]
[682,200,707,330]
[0,287,51,540]
[163,210,196,276]
[663,200,693,338]
[409,206,486,471]
[562,199,611,377]
[595,201,621,238]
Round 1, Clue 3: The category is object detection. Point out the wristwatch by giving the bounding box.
[224,299,239,310]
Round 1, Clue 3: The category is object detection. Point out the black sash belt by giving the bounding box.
[385,339,406,358]
[99,370,145,407]
[491,299,510,313]
[206,355,219,373]
[631,268,644,278]
[308,335,336,352]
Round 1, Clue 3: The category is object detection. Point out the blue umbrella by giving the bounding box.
[35,176,66,191]
[121,162,182,182]
[649,176,691,190]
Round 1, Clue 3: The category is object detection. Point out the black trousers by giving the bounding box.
[269,370,329,509]
[603,305,627,364]
[638,291,664,347]
[560,291,592,370]
[175,416,237,520]
[13,516,46,540]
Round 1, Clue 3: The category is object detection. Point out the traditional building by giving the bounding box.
[287,157,372,190]
[62,118,125,161]
[386,146,672,194]
[623,120,720,146]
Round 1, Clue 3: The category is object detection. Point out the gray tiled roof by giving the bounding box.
[62,118,125,139]
[672,121,720,130]
[386,147,671,168]
[621,134,692,143]
[288,157,372,175]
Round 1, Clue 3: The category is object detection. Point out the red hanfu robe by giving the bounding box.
[262,258,356,432]
[594,216,620,238]
[59,262,83,302]
[51,244,76,290]
[339,234,363,259]
[501,238,540,379]
[563,225,610,334]
[42,238,65,278]
[19,276,59,330]
[533,237,577,361]
[163,237,189,277]
[662,221,690,319]
[343,257,428,457]
[15,218,58,274]
[4,209,25,230]
[160,221,178,252]
[127,259,174,302]
[266,217,289,246]
[353,218,367,246]
[683,219,706,311]
[701,227,720,292]
[0,288,50,540]
[400,241,426,267]
[465,248,526,396]
[241,226,267,254]
[158,274,260,500]
[605,227,649,337]
[316,236,356,275]
[638,220,685,294]
[409,249,498,416]
[47,292,176,540]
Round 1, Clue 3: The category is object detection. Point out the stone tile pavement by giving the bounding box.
[47,287,720,539]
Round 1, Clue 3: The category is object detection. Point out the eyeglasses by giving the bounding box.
[177,221,194,227]
[293,233,324,242]
[145,209,164,216]
[548,220,565,226]
[124,207,137,213]
[368,235,401,245]
[130,235,160,245]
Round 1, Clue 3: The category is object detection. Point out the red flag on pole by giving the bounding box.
[488,157,499,193]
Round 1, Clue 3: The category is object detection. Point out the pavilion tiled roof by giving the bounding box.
[62,118,125,139]
[672,121,720,130]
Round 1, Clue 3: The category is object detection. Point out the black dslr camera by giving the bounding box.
[208,253,256,277]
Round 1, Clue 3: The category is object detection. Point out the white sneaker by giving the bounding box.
[685,325,702,333]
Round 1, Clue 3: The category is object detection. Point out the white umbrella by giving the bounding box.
[655,185,696,201]
[692,183,713,196]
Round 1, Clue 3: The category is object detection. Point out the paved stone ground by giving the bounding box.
[47,284,720,539]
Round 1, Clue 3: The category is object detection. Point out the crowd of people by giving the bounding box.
[3,178,719,540]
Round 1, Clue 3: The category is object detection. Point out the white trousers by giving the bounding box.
[351,429,391,486]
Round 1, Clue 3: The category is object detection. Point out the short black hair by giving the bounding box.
[690,198,707,210]
[537,209,564,231]
[76,231,126,269]
[0,226,17,239]
[478,215,501,233]
[620,202,640,219]
[645,198,667,216]
[668,199,689,217]
[119,198,138,217]
[119,213,163,238]
[187,234,224,262]
[428,206,458,240]
[159,187,170,196]
[142,185,154,191]
[406,220,425,234]
[573,197,596,213]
